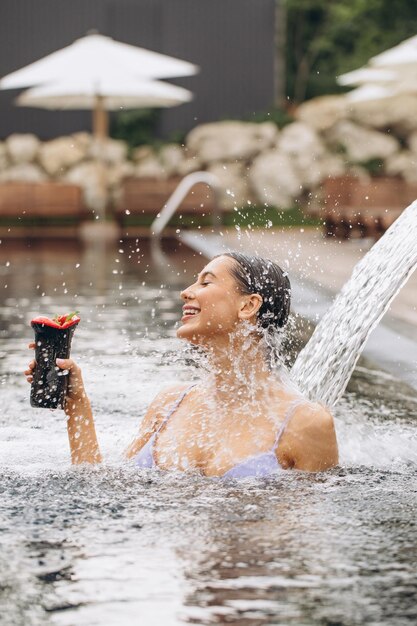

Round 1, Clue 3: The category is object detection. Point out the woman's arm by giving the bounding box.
[58,358,102,464]
[25,345,102,465]
[281,402,339,472]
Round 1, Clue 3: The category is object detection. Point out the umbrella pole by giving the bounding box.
[92,95,109,223]
[93,94,109,140]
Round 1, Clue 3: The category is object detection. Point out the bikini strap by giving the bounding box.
[155,383,196,434]
[273,399,302,450]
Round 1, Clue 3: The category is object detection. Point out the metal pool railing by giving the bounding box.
[150,171,222,238]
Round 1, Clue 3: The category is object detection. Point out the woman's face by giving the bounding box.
[176,256,247,345]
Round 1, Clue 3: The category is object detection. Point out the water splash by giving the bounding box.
[291,200,417,406]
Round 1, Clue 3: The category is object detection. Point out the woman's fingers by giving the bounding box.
[24,359,36,372]
[56,358,78,372]
[56,358,85,400]
[24,358,36,383]
[28,342,35,349]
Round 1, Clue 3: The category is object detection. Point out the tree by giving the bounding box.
[284,0,417,103]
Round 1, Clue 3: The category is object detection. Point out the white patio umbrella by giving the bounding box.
[338,67,395,87]
[338,34,417,103]
[345,84,393,103]
[0,33,198,89]
[0,32,198,138]
[16,75,193,138]
[370,34,417,68]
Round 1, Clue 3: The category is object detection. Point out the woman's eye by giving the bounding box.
[201,281,211,286]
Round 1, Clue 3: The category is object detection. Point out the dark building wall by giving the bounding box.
[0,0,275,140]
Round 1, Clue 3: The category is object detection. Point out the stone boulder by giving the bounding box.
[350,94,417,135]
[6,133,40,164]
[63,161,108,212]
[0,142,9,170]
[186,121,278,164]
[0,163,47,183]
[159,144,185,176]
[132,145,156,163]
[107,161,136,188]
[177,152,202,176]
[38,137,87,176]
[278,122,326,159]
[207,162,252,209]
[71,132,92,152]
[296,153,348,189]
[296,95,348,132]
[385,151,417,183]
[326,121,400,162]
[276,122,346,188]
[135,156,166,179]
[312,155,347,181]
[249,150,301,209]
[89,137,128,164]
[407,131,417,154]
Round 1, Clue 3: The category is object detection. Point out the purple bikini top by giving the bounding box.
[135,385,298,479]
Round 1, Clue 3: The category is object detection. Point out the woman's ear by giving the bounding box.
[238,294,263,322]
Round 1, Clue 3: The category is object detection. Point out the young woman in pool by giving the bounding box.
[25,253,338,476]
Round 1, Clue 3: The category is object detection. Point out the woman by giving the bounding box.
[25,253,338,476]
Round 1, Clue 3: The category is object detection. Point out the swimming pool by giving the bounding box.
[1,238,416,626]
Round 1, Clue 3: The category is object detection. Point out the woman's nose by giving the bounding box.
[180,285,195,301]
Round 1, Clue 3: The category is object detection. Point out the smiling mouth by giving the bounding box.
[181,307,200,320]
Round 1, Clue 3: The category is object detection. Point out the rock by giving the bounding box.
[407,131,417,154]
[296,153,347,189]
[63,161,108,212]
[313,155,347,180]
[107,161,136,187]
[0,163,47,183]
[256,121,279,145]
[278,122,326,158]
[71,131,92,151]
[186,121,278,164]
[177,155,202,176]
[276,122,346,188]
[135,156,166,179]
[89,138,127,163]
[0,142,9,170]
[159,144,185,176]
[132,145,156,163]
[350,93,417,135]
[5,133,40,164]
[249,150,302,209]
[385,151,417,183]
[207,162,252,209]
[296,96,348,131]
[38,137,87,176]
[326,121,399,162]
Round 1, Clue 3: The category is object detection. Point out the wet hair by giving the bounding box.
[220,252,291,329]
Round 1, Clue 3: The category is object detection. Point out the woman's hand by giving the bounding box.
[25,342,86,404]
[25,342,102,464]
[55,357,87,404]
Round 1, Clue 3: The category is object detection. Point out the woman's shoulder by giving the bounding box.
[279,398,338,471]
[148,382,193,414]
[290,399,334,430]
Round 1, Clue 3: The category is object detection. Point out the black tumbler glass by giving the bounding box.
[30,321,78,409]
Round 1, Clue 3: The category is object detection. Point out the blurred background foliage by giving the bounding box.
[112,0,417,147]
[110,108,161,150]
[286,0,417,102]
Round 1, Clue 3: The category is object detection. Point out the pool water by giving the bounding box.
[1,238,416,626]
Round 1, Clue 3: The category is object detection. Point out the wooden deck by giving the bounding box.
[114,176,220,227]
[0,182,87,238]
[313,176,417,239]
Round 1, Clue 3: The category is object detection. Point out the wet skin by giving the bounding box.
[25,255,338,474]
